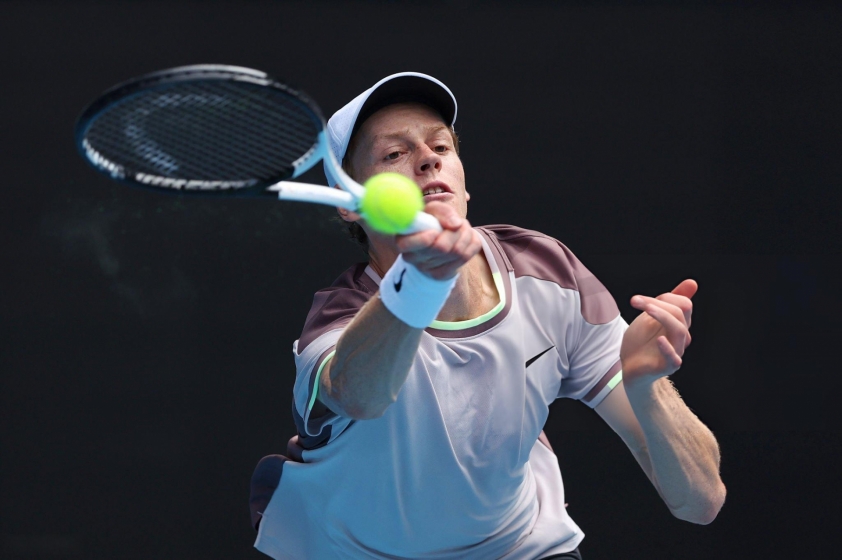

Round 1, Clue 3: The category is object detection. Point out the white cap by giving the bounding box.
[324,72,458,188]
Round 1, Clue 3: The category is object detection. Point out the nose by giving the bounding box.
[415,145,442,176]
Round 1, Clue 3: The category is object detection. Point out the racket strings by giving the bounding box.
[83,80,320,185]
[149,83,318,175]
[134,87,308,179]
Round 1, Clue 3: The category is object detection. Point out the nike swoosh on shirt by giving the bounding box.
[394,268,407,292]
[525,346,555,368]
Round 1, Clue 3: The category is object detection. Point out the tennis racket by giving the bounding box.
[74,64,441,233]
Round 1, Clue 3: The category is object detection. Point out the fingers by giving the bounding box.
[397,204,481,280]
[671,279,698,299]
[657,336,683,371]
[449,223,482,260]
[625,282,696,377]
[421,201,465,231]
[630,295,688,327]
[631,289,694,328]
[396,202,465,252]
[639,300,691,355]
[398,220,476,261]
[655,293,693,327]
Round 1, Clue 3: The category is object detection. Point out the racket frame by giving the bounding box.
[75,64,440,233]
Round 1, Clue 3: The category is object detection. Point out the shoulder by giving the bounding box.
[298,262,376,352]
[478,224,618,325]
[315,261,377,296]
[309,262,376,313]
[477,224,581,287]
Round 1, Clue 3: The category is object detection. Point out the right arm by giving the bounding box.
[317,297,423,420]
[316,202,481,420]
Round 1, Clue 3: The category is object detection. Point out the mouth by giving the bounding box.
[420,181,453,199]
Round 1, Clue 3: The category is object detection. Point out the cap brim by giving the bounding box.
[351,74,457,138]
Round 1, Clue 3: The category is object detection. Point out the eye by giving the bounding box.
[386,151,401,160]
[434,145,448,154]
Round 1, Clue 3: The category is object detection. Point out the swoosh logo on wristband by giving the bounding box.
[394,268,407,292]
[525,346,555,368]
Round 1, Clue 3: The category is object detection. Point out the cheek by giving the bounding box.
[348,151,385,183]
[452,161,467,194]
[374,162,416,184]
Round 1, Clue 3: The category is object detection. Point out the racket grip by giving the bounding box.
[401,211,443,234]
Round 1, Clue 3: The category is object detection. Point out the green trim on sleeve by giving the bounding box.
[307,350,336,413]
[429,272,505,331]
[607,369,623,391]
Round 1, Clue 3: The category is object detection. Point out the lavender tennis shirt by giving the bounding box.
[254,225,627,559]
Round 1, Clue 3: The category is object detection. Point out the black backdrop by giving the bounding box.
[2,1,840,558]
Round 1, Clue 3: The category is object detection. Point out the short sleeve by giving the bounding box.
[290,264,375,449]
[560,313,627,408]
[291,331,352,449]
[555,251,627,408]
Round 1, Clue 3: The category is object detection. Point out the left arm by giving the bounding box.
[595,279,726,524]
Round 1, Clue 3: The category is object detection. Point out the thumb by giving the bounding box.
[672,279,698,299]
[423,201,463,230]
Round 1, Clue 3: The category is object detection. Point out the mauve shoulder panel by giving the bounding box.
[298,262,375,352]
[482,225,619,325]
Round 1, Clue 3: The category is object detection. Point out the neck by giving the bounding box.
[437,253,499,322]
[368,236,499,323]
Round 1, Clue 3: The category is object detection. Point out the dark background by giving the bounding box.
[2,1,840,558]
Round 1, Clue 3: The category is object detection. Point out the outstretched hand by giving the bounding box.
[395,201,482,280]
[620,279,697,387]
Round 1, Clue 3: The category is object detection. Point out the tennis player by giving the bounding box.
[250,73,726,559]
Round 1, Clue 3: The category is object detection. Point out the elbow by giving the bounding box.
[672,505,718,526]
[671,482,727,525]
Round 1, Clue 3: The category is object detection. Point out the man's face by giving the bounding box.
[347,102,469,219]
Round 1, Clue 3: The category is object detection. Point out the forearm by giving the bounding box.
[624,377,726,524]
[319,296,423,420]
[318,206,479,420]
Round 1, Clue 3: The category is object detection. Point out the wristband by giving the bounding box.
[379,255,458,328]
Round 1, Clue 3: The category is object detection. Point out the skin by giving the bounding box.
[316,102,725,524]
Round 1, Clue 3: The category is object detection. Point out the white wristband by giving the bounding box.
[379,255,458,328]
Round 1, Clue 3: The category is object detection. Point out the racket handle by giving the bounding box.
[401,211,443,234]
[270,181,358,211]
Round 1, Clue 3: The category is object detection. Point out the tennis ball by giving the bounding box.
[360,173,423,234]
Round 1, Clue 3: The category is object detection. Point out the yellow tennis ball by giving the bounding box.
[360,173,423,234]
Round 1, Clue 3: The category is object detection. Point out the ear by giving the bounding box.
[333,184,362,222]
[337,206,362,223]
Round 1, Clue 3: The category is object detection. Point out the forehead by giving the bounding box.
[356,102,448,144]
